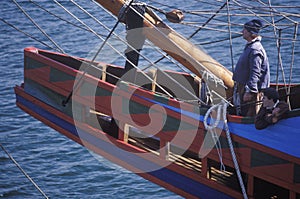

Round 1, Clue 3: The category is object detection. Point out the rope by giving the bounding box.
[51,0,104,40]
[125,1,229,98]
[286,22,298,110]
[62,0,136,106]
[70,0,208,103]
[188,0,230,39]
[225,0,235,72]
[0,18,55,50]
[0,143,49,199]
[203,103,226,171]
[60,0,179,100]
[5,0,299,105]
[256,0,298,23]
[61,0,183,102]
[222,102,248,199]
[12,0,65,53]
[23,0,193,104]
[203,101,248,199]
[28,0,106,37]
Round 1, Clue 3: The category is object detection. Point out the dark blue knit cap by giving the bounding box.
[244,19,263,35]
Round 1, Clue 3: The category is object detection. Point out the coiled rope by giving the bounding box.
[203,101,248,199]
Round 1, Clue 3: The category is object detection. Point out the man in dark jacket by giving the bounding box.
[255,87,289,130]
[233,19,270,116]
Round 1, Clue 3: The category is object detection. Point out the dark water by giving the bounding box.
[0,0,299,198]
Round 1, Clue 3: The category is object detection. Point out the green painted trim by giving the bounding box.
[122,98,151,114]
[162,114,199,131]
[153,93,170,105]
[118,81,129,91]
[25,57,46,69]
[241,116,255,124]
[50,67,75,82]
[80,81,112,97]
[294,164,300,183]
[251,149,288,167]
[201,130,246,149]
[24,78,74,118]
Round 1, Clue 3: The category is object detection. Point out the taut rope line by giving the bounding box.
[0,143,49,199]
[62,0,136,106]
[12,0,65,53]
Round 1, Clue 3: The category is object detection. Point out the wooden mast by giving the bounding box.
[94,0,234,98]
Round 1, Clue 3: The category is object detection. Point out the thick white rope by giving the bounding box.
[204,101,248,199]
[203,103,226,171]
[222,102,248,199]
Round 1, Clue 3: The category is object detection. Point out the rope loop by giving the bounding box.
[203,102,225,130]
[203,101,248,199]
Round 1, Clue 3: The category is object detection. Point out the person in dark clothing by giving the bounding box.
[255,87,289,130]
[233,19,270,117]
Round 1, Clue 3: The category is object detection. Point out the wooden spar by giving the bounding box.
[94,0,234,97]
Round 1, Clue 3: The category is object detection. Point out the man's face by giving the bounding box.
[262,95,274,108]
[242,28,252,41]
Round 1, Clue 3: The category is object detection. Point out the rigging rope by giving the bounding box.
[203,103,226,172]
[51,0,105,40]
[62,0,180,100]
[222,102,248,199]
[226,0,235,72]
[267,0,289,102]
[5,0,299,104]
[188,0,230,39]
[22,0,188,105]
[233,0,297,24]
[28,0,106,37]
[59,1,186,103]
[69,0,209,103]
[203,101,248,199]
[0,143,49,199]
[62,0,137,106]
[256,0,299,22]
[12,0,65,53]
[0,18,55,50]
[144,0,232,69]
[286,22,298,109]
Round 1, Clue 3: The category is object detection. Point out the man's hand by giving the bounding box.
[272,107,280,116]
[272,108,280,123]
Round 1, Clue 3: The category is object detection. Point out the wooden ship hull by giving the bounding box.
[14,47,300,199]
